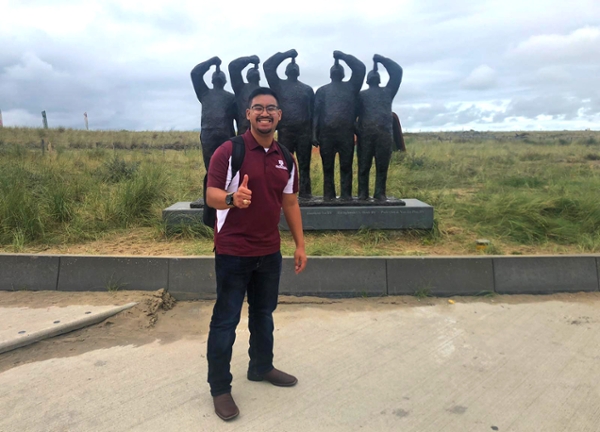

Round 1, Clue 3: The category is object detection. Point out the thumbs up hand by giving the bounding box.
[234,174,252,208]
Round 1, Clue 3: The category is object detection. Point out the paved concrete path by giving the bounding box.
[0,303,137,355]
[1,297,600,431]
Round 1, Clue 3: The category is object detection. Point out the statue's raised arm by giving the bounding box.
[228,55,260,95]
[228,55,261,134]
[334,51,366,94]
[264,49,297,93]
[374,54,403,99]
[191,56,221,102]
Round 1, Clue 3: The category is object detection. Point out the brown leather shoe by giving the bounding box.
[247,368,298,387]
[213,393,239,421]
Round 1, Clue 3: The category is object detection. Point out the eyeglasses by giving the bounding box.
[250,104,279,114]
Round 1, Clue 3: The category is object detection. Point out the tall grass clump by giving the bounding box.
[99,155,140,183]
[0,164,46,244]
[457,189,600,247]
[0,147,176,247]
[113,165,170,227]
[45,175,75,223]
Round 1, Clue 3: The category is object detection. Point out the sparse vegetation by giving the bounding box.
[414,287,431,300]
[105,274,128,292]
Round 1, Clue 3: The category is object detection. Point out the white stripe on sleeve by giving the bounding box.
[216,155,241,233]
[283,162,295,194]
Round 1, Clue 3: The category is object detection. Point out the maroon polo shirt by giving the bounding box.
[207,129,298,256]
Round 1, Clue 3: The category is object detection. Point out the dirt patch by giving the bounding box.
[145,289,177,326]
[13,228,192,256]
[0,290,210,373]
[1,227,593,257]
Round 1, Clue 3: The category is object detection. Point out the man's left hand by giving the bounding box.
[294,247,307,274]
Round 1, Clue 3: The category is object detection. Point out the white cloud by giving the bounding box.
[510,26,600,65]
[0,109,42,127]
[462,65,497,90]
[535,66,571,83]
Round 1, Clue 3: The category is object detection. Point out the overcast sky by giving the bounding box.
[1,0,599,132]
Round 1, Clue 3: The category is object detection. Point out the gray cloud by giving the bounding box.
[0,0,599,131]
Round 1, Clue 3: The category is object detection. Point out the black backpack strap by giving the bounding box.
[202,135,245,228]
[277,142,294,179]
[230,135,246,181]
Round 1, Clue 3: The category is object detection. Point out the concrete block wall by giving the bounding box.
[1,254,599,300]
[0,255,59,291]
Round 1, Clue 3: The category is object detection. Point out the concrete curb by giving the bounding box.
[0,302,137,355]
[1,254,599,300]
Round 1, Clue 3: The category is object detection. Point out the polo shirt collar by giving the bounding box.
[243,129,279,154]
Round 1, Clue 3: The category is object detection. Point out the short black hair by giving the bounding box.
[247,87,280,108]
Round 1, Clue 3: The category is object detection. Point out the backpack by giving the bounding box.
[202,135,294,228]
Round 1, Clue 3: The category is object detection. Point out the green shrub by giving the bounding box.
[99,155,140,183]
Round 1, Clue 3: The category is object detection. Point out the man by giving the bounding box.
[357,54,403,201]
[313,50,365,201]
[205,87,307,421]
[228,55,261,134]
[264,49,315,198]
[190,56,237,170]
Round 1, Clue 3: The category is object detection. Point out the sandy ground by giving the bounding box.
[0,227,591,257]
[2,290,600,376]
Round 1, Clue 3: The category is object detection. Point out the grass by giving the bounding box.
[414,287,431,300]
[0,127,198,150]
[1,127,600,255]
[105,274,128,292]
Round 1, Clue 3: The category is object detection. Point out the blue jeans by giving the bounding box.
[207,251,282,396]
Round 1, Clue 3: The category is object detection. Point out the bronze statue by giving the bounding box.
[313,51,366,201]
[228,55,261,134]
[357,54,403,201]
[190,56,237,170]
[264,49,315,198]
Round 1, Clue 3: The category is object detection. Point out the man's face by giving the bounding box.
[246,94,281,136]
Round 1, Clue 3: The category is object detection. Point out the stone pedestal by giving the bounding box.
[163,198,433,230]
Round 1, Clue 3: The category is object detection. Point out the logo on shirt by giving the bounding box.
[275,160,288,170]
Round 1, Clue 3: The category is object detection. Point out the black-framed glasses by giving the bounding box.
[250,104,279,114]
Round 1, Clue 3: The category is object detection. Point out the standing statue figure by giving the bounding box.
[356,54,403,201]
[190,56,237,170]
[229,55,261,134]
[313,51,366,201]
[264,49,315,198]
